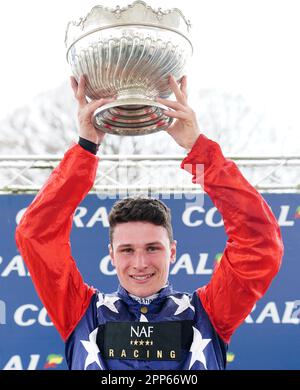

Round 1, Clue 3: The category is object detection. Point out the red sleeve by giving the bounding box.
[15,143,99,341]
[181,134,284,343]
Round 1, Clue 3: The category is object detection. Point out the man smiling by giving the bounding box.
[108,200,177,299]
[15,75,283,370]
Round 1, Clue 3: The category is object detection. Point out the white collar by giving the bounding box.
[128,284,168,305]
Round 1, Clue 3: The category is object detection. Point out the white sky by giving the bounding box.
[0,0,300,143]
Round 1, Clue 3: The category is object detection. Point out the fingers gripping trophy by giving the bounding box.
[65,0,193,138]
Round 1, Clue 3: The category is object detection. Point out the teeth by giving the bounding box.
[131,274,153,280]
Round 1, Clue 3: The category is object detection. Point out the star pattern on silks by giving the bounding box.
[96,293,120,313]
[139,314,148,322]
[81,328,103,370]
[188,327,211,370]
[169,295,195,315]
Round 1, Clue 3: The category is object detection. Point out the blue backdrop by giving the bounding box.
[0,194,299,370]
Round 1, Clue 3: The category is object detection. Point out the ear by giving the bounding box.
[108,244,115,267]
[170,240,177,263]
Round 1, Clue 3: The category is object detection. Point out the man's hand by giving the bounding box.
[156,75,201,152]
[70,75,116,145]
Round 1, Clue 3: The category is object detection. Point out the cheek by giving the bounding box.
[155,255,171,272]
[114,256,130,271]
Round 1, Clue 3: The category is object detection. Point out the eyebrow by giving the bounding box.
[117,242,163,249]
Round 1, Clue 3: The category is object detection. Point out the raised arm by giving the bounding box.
[181,135,283,343]
[15,76,115,341]
[159,75,283,344]
[16,145,98,341]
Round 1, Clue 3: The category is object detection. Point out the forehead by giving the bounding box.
[112,221,169,245]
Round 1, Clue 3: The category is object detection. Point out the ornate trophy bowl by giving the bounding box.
[65,1,193,135]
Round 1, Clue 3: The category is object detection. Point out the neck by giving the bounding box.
[129,292,159,305]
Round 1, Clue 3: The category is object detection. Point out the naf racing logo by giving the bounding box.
[2,354,64,370]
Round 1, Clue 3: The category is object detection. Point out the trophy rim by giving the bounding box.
[65,0,192,49]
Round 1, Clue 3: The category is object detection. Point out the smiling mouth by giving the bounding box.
[130,273,155,281]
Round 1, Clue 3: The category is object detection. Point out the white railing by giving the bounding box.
[1,155,300,193]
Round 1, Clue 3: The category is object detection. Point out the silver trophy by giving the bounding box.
[65,1,192,135]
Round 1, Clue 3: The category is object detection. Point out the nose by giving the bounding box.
[132,251,148,270]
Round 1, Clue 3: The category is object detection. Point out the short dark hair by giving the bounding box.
[108,197,173,244]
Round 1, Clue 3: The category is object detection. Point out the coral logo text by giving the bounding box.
[3,355,40,370]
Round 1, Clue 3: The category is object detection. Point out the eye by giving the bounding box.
[121,248,134,253]
[147,246,160,252]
